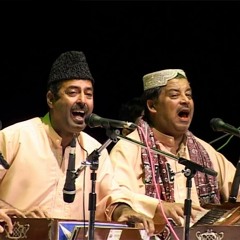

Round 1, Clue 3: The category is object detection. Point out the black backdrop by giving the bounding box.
[1,2,240,165]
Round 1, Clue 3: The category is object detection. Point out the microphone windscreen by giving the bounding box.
[63,194,75,203]
[85,113,99,128]
[210,118,224,131]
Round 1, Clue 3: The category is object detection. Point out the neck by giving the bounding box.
[61,133,79,150]
[174,134,185,153]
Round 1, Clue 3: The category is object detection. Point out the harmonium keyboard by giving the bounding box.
[172,202,240,239]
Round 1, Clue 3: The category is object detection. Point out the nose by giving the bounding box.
[77,93,86,103]
[180,94,190,104]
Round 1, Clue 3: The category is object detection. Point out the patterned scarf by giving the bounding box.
[137,120,220,239]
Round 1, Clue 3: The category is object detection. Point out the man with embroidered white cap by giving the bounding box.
[110,69,237,239]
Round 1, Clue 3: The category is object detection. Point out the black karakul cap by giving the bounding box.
[48,51,94,85]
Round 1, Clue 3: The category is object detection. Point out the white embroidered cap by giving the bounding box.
[143,69,187,91]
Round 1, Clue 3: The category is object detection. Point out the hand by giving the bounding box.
[24,207,49,218]
[0,209,26,234]
[112,203,166,236]
[155,201,205,226]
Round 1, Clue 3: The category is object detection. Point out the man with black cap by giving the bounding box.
[0,51,162,236]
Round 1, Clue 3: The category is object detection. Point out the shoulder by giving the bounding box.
[0,117,43,146]
[80,131,102,149]
[111,128,141,153]
[194,136,216,150]
[81,131,100,142]
[192,135,232,163]
[1,117,42,133]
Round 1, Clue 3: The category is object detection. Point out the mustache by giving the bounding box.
[72,102,88,112]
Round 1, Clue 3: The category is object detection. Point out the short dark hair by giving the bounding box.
[118,97,144,123]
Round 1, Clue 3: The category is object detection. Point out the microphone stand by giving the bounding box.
[179,159,197,240]
[228,156,240,203]
[76,128,120,240]
[117,134,217,240]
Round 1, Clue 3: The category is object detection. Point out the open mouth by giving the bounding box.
[71,110,85,122]
[178,109,190,121]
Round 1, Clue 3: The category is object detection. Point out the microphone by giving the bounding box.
[0,152,10,169]
[210,118,240,138]
[63,138,76,203]
[85,113,137,129]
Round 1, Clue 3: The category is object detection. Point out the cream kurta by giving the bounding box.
[110,129,236,219]
[0,113,131,221]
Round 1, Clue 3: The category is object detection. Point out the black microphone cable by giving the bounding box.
[209,126,240,151]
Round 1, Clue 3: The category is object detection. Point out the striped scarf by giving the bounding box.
[137,119,220,205]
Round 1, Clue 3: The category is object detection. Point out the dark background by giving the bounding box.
[1,2,240,165]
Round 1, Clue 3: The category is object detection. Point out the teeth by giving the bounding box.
[73,111,84,114]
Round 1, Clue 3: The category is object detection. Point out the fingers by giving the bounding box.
[0,212,13,234]
[157,201,208,227]
[24,207,48,218]
[132,215,157,236]
[114,205,168,237]
[158,202,184,226]
[25,210,47,218]
[191,207,209,222]
[141,217,167,236]
[3,209,26,218]
[170,216,183,226]
[137,217,155,236]
[192,204,205,211]
[0,225,5,233]
[115,208,157,237]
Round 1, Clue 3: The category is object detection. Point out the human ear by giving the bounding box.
[46,91,54,107]
[147,100,156,112]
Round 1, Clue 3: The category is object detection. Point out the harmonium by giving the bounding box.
[0,218,148,240]
[1,202,240,240]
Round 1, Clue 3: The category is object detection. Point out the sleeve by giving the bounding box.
[109,130,159,219]
[213,151,237,202]
[0,129,15,178]
[197,138,237,202]
[94,148,136,221]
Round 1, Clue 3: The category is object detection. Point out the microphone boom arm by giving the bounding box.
[117,134,218,177]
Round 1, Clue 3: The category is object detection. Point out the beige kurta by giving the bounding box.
[110,129,237,219]
[0,113,132,221]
